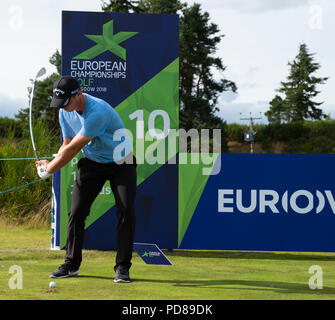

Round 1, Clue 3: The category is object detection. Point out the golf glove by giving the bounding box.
[37,164,52,180]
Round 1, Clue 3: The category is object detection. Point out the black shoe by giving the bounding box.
[114,267,131,283]
[50,263,79,279]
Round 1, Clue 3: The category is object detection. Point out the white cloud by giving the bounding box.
[0,0,102,118]
[0,93,26,118]
[217,101,268,124]
[220,91,238,103]
[0,0,334,123]
[193,0,310,13]
[203,0,335,123]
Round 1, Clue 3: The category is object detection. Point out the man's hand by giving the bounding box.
[35,160,52,180]
[36,160,49,168]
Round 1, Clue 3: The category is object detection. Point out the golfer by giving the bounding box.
[36,76,136,283]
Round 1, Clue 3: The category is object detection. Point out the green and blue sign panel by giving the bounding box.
[52,11,179,250]
[178,153,335,252]
[52,11,335,253]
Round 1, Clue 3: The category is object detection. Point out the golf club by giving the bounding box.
[29,67,46,161]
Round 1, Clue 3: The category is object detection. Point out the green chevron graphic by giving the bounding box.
[73,20,138,60]
[60,59,179,248]
[178,153,219,247]
[115,58,179,187]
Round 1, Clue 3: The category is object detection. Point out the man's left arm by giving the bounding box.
[46,134,94,174]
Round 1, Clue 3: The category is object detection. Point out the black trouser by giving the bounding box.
[64,155,137,271]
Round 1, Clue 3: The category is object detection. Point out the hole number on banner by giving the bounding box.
[129,110,170,139]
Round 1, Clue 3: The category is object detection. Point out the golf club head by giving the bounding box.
[36,67,46,78]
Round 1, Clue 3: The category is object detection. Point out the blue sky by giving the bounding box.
[0,0,333,124]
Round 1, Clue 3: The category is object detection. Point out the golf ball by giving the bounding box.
[49,281,56,288]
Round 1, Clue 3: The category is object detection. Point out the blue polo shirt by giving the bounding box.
[59,94,132,163]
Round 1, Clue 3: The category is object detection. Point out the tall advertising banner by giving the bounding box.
[53,11,179,250]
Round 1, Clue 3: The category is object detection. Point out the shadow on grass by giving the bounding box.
[78,275,114,280]
[78,275,334,295]
[162,250,335,262]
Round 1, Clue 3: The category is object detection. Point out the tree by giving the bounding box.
[179,3,236,131]
[265,95,286,124]
[266,43,328,123]
[15,50,61,133]
[101,0,143,13]
[102,0,184,13]
[49,49,62,75]
[138,0,184,13]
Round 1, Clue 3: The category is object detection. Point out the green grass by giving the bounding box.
[1,224,335,300]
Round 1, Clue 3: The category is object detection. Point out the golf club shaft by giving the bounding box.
[29,76,40,161]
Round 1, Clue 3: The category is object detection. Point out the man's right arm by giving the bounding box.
[46,134,93,173]
[57,138,72,155]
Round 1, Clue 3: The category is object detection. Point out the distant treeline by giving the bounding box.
[2,116,335,154]
[227,121,335,154]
